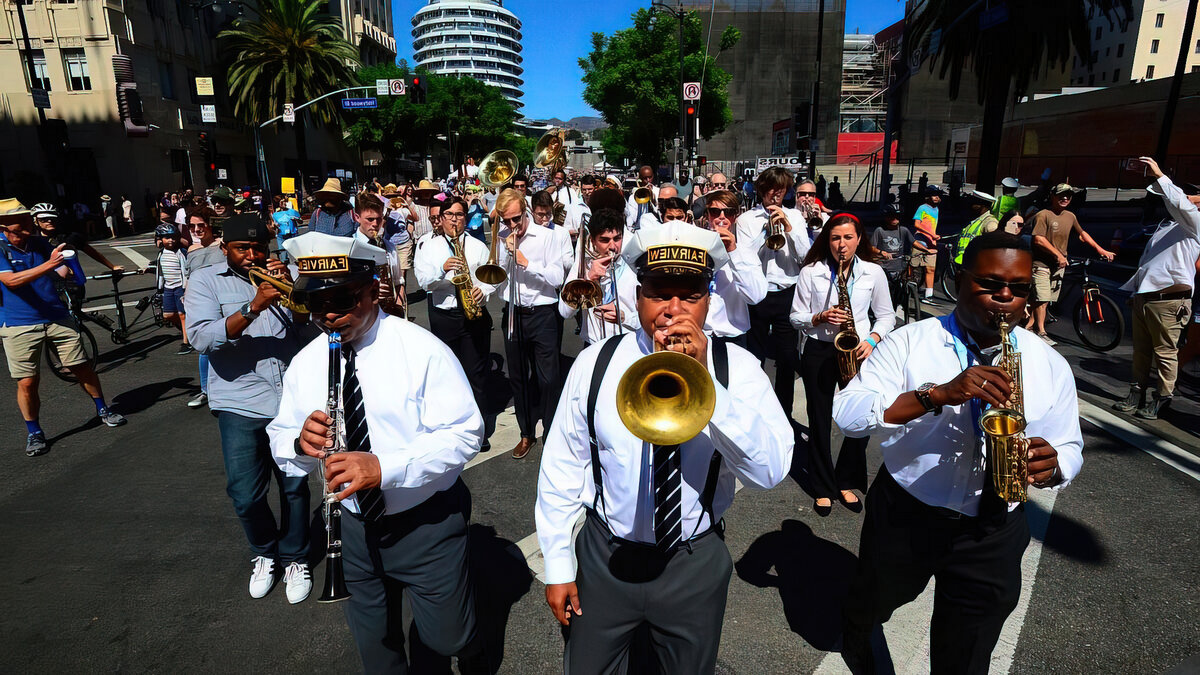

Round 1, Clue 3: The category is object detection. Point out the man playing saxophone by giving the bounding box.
[832,232,1083,674]
[414,196,496,444]
[350,193,404,317]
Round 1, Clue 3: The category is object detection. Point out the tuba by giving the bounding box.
[318,331,351,603]
[479,149,518,189]
[981,320,1028,502]
[616,336,715,445]
[832,255,862,387]
[534,129,567,173]
[248,265,309,314]
[447,233,482,320]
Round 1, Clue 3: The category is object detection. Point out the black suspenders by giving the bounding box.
[585,334,730,531]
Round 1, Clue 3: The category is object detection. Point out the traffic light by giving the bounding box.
[685,104,698,148]
[409,76,426,104]
[199,131,217,185]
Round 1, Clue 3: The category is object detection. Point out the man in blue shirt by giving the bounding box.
[0,199,126,457]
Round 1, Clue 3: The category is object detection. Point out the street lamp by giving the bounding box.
[650,0,687,176]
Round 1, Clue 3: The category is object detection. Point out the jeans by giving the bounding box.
[198,353,210,394]
[216,412,310,563]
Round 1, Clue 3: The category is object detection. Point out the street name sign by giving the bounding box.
[341,98,378,110]
[201,104,217,123]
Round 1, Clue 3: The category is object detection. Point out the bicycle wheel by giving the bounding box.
[45,322,99,383]
[904,282,923,325]
[940,263,959,302]
[1072,291,1124,352]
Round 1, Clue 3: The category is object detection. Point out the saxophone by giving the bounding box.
[832,255,862,387]
[980,319,1028,502]
[447,234,482,321]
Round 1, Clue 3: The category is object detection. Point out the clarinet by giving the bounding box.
[317,331,351,603]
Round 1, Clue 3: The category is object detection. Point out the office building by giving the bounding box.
[411,0,524,109]
[1071,0,1200,87]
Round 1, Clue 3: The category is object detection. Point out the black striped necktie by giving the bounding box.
[342,346,387,522]
[653,443,683,549]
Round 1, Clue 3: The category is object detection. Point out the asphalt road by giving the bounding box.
[1,234,1197,674]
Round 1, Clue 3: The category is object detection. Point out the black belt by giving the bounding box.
[1137,289,1192,302]
[507,304,554,316]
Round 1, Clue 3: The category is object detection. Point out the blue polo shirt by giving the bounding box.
[0,236,69,327]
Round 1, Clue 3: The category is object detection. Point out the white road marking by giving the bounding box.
[110,246,152,268]
[1077,399,1200,482]
[81,300,144,313]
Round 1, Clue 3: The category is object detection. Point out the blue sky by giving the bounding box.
[391,0,906,120]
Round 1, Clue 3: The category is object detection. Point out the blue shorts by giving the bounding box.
[162,286,185,314]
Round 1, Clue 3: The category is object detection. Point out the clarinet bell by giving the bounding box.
[317,555,351,603]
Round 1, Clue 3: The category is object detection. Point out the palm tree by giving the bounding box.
[218,0,360,189]
[907,0,1131,193]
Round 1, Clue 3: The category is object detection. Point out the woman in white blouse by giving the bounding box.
[790,213,896,516]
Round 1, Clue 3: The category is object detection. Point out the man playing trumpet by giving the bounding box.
[557,207,639,344]
[536,222,794,675]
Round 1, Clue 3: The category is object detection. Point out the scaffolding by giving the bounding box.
[839,33,889,133]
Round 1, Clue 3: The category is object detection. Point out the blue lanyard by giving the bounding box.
[937,312,983,437]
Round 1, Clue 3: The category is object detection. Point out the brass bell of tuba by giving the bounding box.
[981,319,1028,502]
[533,129,567,172]
[616,338,715,446]
[479,149,518,189]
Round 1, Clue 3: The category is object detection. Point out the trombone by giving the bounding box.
[473,147,518,285]
[474,213,508,285]
[631,187,655,230]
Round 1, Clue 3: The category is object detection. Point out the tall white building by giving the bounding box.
[411,0,524,109]
[1071,0,1200,87]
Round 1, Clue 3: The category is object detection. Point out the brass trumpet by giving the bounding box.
[981,319,1028,502]
[248,265,309,314]
[616,336,715,445]
[765,207,788,251]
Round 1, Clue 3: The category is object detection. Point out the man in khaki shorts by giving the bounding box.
[1026,183,1114,344]
[0,199,126,457]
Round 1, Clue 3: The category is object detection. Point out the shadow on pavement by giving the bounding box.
[46,415,102,447]
[1039,506,1108,566]
[735,519,858,652]
[110,376,195,414]
[96,334,176,374]
[468,523,533,674]
[788,420,817,499]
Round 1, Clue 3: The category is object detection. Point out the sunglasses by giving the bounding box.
[501,214,525,226]
[965,272,1032,298]
[308,283,371,315]
[709,182,727,188]
[706,206,737,218]
[797,191,817,197]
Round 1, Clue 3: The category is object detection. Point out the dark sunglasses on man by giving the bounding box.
[307,281,373,315]
[963,271,1032,298]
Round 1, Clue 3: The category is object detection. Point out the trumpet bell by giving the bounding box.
[474,263,508,285]
[633,187,654,204]
[479,150,519,188]
[562,278,603,309]
[616,351,716,445]
[765,233,786,250]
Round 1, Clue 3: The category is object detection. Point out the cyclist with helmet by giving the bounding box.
[32,203,125,308]
[871,204,915,312]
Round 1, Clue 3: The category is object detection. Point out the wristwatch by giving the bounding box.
[915,382,942,416]
[239,302,260,321]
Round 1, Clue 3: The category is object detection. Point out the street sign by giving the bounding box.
[389,79,406,96]
[341,97,377,110]
[283,103,295,123]
[683,81,701,101]
[281,177,295,194]
[195,77,214,96]
[376,78,389,96]
[31,88,50,109]
[217,168,227,180]
[201,104,216,123]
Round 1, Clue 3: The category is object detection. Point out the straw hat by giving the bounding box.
[314,178,347,200]
[0,198,31,220]
[413,179,439,199]
[382,183,400,197]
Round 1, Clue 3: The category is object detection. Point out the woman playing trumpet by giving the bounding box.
[789,213,895,516]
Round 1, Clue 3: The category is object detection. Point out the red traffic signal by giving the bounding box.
[686,106,696,116]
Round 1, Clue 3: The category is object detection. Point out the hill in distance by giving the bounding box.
[537,116,607,132]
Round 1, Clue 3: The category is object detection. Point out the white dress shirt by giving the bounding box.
[413,233,496,311]
[268,312,484,515]
[1120,175,1200,295]
[564,202,591,237]
[557,252,639,344]
[734,205,812,290]
[706,242,768,337]
[790,257,896,342]
[552,185,582,208]
[625,186,659,227]
[832,317,1084,516]
[496,222,573,308]
[536,330,795,584]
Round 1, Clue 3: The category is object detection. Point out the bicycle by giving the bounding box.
[1044,257,1125,352]
[44,268,165,383]
[880,254,923,327]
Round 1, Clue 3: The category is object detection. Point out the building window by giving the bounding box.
[1091,50,1098,64]
[1117,43,1125,57]
[1193,65,1200,73]
[1113,68,1121,81]
[159,60,176,99]
[1147,65,1155,79]
[1155,13,1164,28]
[23,50,51,91]
[1101,71,1107,81]
[1151,39,1160,54]
[1195,39,1200,54]
[62,49,92,91]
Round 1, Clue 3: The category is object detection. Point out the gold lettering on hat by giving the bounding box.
[646,245,710,273]
[297,255,350,275]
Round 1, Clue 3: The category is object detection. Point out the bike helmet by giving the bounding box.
[31,203,58,219]
[155,222,179,238]
[882,203,903,218]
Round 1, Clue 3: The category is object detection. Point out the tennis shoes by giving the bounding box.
[248,556,311,604]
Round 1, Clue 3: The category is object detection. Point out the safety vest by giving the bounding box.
[991,194,1019,220]
[954,213,999,264]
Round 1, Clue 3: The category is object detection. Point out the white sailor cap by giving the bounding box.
[1001,177,1022,189]
[967,189,997,204]
[283,231,385,295]
[621,221,729,281]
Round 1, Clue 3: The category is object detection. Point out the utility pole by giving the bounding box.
[809,0,825,182]
[1155,0,1198,161]
[653,0,688,179]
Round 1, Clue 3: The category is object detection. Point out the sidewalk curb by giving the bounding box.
[1077,396,1200,481]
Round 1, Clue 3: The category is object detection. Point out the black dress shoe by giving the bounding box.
[839,492,864,513]
[813,499,833,517]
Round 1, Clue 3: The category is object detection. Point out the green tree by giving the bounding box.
[580,8,738,166]
[344,64,526,170]
[218,0,359,186]
[909,0,1130,193]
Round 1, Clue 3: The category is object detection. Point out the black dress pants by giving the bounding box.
[502,304,561,440]
[841,470,1030,675]
[799,339,868,499]
[747,285,800,418]
[427,304,491,409]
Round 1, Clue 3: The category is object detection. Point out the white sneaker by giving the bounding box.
[283,562,312,604]
[248,556,276,599]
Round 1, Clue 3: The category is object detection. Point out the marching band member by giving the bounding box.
[795,179,830,241]
[634,184,678,230]
[550,168,581,208]
[625,165,659,228]
[268,232,488,674]
[735,166,811,420]
[350,193,404,317]
[557,206,638,344]
[184,214,312,602]
[414,196,496,429]
[536,222,793,675]
[496,188,573,459]
[563,176,598,243]
[697,189,767,348]
[833,232,1082,674]
[789,213,894,516]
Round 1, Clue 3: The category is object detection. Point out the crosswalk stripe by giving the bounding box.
[110,245,152,268]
